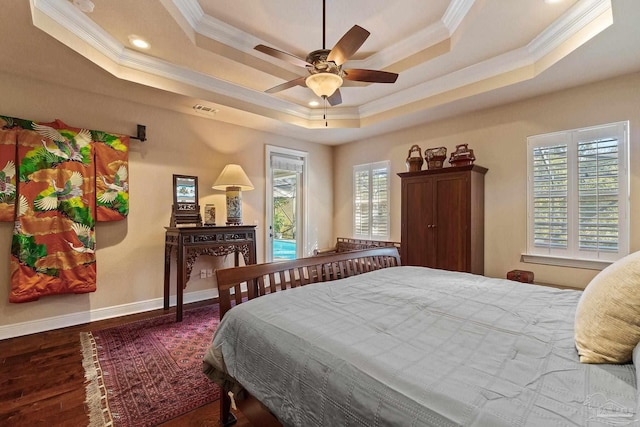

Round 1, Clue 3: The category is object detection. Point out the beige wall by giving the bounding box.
[334,72,640,289]
[3,67,638,337]
[0,70,333,335]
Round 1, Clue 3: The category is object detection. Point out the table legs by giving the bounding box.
[163,239,256,322]
[163,242,171,310]
[164,240,185,322]
[176,242,185,322]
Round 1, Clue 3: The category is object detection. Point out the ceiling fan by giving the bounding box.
[254,0,399,106]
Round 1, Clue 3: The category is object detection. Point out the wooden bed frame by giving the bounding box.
[214,247,402,426]
[313,237,401,256]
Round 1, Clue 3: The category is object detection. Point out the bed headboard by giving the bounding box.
[215,247,401,318]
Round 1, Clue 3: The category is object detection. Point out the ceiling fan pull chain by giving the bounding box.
[324,97,328,127]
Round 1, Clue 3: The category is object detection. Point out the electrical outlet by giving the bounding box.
[206,269,213,277]
[200,269,207,279]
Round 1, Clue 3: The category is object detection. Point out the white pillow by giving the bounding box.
[633,342,640,390]
[575,251,640,364]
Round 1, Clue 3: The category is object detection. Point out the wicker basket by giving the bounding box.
[424,146,447,169]
[406,144,424,172]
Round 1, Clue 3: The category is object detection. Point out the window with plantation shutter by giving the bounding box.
[526,122,629,268]
[531,143,568,251]
[353,161,390,240]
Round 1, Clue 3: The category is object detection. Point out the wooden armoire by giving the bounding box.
[398,165,487,274]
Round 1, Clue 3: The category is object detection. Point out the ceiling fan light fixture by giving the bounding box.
[305,73,343,98]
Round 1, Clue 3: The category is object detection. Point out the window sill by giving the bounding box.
[521,254,611,271]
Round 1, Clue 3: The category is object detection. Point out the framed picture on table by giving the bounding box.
[204,204,216,226]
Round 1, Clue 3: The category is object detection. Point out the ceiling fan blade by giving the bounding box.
[326,89,342,106]
[343,68,399,83]
[326,25,370,66]
[265,77,307,93]
[254,44,311,68]
[341,79,368,87]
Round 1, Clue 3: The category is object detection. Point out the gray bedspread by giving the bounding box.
[203,266,639,426]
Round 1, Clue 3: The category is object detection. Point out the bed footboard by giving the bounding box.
[216,246,401,319]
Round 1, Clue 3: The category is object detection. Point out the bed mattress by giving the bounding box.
[204,266,638,426]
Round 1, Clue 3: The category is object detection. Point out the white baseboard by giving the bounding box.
[0,289,218,340]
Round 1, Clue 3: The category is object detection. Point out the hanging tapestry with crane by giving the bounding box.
[0,126,17,221]
[0,115,129,303]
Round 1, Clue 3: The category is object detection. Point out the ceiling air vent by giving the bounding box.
[193,104,219,115]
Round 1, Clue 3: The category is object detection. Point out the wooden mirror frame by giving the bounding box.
[170,174,202,226]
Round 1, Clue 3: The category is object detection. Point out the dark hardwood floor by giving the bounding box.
[0,300,251,426]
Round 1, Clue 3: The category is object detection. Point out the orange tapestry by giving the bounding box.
[0,115,129,302]
[95,127,130,221]
[0,127,17,221]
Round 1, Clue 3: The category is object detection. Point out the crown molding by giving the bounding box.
[30,0,614,131]
[442,0,477,32]
[528,0,612,59]
[170,0,610,74]
[31,0,315,120]
[169,0,303,75]
[358,48,531,118]
[347,20,451,71]
[31,0,124,63]
[197,12,265,53]
[359,0,612,119]
[171,0,471,72]
[169,0,203,29]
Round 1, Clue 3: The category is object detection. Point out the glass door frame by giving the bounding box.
[265,145,308,262]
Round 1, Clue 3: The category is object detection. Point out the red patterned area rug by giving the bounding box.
[80,305,221,426]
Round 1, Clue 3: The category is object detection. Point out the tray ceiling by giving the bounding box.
[19,0,640,144]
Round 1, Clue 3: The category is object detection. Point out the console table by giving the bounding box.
[164,225,257,321]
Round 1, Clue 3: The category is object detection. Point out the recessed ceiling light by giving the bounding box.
[128,35,150,49]
[544,0,563,4]
[308,100,320,107]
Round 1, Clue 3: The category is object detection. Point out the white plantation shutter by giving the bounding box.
[527,122,628,263]
[353,161,390,240]
[532,143,568,251]
[578,136,620,252]
[354,168,370,236]
[371,164,389,238]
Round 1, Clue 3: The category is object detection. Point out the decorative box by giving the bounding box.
[449,143,475,167]
[507,270,534,283]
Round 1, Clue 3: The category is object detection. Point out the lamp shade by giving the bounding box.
[305,73,343,98]
[212,164,254,191]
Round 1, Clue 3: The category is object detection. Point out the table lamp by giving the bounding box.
[212,164,254,225]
